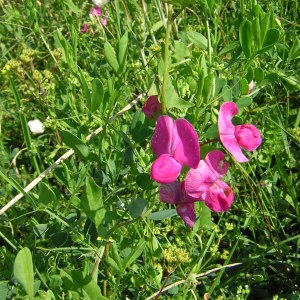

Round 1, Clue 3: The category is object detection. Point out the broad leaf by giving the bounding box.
[81,176,106,232]
[61,270,108,300]
[187,31,207,50]
[128,198,148,218]
[60,130,89,159]
[38,182,56,205]
[14,247,34,299]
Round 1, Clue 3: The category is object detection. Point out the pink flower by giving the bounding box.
[247,80,255,94]
[185,150,234,212]
[101,16,108,26]
[81,24,89,33]
[150,116,200,183]
[160,181,198,227]
[90,5,102,17]
[142,96,162,119]
[218,102,262,163]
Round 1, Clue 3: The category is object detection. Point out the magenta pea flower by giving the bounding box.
[142,96,162,119]
[90,6,102,17]
[218,102,262,163]
[185,150,234,212]
[150,116,200,184]
[101,16,108,26]
[160,181,198,227]
[81,24,89,33]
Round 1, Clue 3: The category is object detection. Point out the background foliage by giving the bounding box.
[0,0,299,299]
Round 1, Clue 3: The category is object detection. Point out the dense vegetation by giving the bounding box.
[0,0,299,299]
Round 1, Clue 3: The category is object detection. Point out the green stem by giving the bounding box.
[8,76,40,174]
[161,5,173,115]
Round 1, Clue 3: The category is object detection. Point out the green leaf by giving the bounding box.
[123,241,146,270]
[91,78,104,113]
[117,31,128,74]
[78,70,91,113]
[136,173,155,190]
[258,28,279,54]
[104,41,119,74]
[254,67,264,84]
[165,79,193,110]
[14,247,34,299]
[236,96,253,108]
[260,12,271,44]
[288,38,300,61]
[81,176,106,232]
[148,209,177,220]
[61,270,108,300]
[239,20,253,58]
[187,31,208,50]
[252,17,261,49]
[240,78,249,95]
[174,40,190,60]
[60,130,89,159]
[245,67,254,83]
[128,198,148,218]
[38,182,56,205]
[0,282,10,300]
[204,124,218,139]
[203,73,215,102]
[196,202,214,229]
[105,257,122,274]
[218,41,240,56]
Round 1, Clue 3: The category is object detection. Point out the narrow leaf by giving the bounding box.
[104,41,119,74]
[117,31,128,74]
[239,20,253,58]
[123,241,146,270]
[147,209,177,220]
[91,78,104,113]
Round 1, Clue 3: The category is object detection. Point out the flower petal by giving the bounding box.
[159,181,181,204]
[185,160,216,199]
[204,180,234,212]
[218,102,249,162]
[235,124,262,151]
[204,150,229,177]
[173,119,200,168]
[150,154,182,183]
[142,96,162,119]
[176,203,196,228]
[151,116,174,156]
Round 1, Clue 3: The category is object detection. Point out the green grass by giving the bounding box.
[0,0,299,299]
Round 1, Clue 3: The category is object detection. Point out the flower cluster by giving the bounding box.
[144,99,262,227]
[81,3,108,35]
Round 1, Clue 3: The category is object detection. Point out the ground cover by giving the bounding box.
[0,0,299,299]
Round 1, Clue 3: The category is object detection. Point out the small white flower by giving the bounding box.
[27,119,45,134]
[92,0,109,6]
